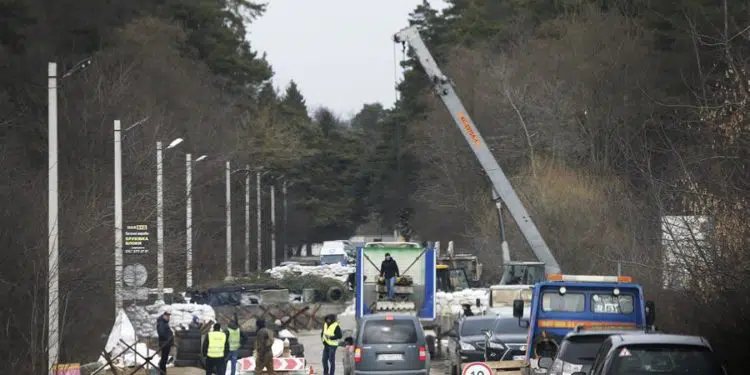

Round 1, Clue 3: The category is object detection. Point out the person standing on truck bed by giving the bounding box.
[380,253,400,300]
[321,314,342,375]
[203,323,229,375]
[255,318,276,375]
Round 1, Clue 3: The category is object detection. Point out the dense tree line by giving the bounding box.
[367,0,748,372]
[0,0,390,371]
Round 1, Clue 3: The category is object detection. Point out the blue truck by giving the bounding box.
[353,241,438,354]
[512,273,656,374]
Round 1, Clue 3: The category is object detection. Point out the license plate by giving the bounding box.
[377,354,404,361]
[513,355,525,360]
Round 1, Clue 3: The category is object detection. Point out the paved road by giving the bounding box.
[296,329,448,375]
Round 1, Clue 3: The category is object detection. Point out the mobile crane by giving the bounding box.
[392,26,561,283]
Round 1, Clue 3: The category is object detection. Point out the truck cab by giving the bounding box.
[512,274,656,374]
[320,240,355,265]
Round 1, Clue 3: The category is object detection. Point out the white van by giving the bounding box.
[320,240,355,265]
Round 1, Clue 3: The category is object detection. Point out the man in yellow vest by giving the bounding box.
[203,323,229,375]
[225,320,243,375]
[321,314,342,375]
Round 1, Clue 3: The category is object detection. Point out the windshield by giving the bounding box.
[461,318,497,336]
[493,318,528,335]
[612,344,723,375]
[449,269,469,290]
[320,254,345,264]
[542,292,585,312]
[559,335,610,364]
[362,320,418,344]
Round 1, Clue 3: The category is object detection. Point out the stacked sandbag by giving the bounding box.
[435,289,490,315]
[125,301,216,338]
[266,263,354,283]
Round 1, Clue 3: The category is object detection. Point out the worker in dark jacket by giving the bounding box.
[379,253,400,300]
[156,311,173,374]
[321,314,342,375]
[203,323,230,375]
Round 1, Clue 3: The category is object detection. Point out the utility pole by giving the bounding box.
[114,120,123,312]
[270,184,276,267]
[256,171,262,271]
[244,165,250,275]
[47,62,59,374]
[282,180,288,261]
[225,161,232,280]
[186,154,192,288]
[156,141,164,301]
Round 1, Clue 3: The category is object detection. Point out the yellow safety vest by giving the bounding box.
[322,321,339,346]
[207,331,227,358]
[227,327,241,351]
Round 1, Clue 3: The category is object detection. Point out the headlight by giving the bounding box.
[488,341,505,349]
[519,344,527,351]
[459,342,475,351]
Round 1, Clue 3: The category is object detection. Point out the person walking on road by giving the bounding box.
[379,253,400,300]
[321,314,342,375]
[255,318,276,375]
[225,319,243,375]
[156,311,174,374]
[203,323,230,375]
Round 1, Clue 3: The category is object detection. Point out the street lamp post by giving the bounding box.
[48,58,91,374]
[225,161,232,280]
[186,153,207,289]
[114,117,148,314]
[156,138,183,301]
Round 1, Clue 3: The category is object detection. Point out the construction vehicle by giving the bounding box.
[436,240,483,286]
[392,27,561,285]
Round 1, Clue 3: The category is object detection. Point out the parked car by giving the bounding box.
[445,316,500,375]
[342,315,430,375]
[545,328,644,375]
[482,316,529,362]
[541,333,726,375]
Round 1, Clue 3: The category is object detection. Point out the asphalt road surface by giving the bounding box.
[296,329,449,375]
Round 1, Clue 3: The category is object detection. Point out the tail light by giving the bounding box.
[354,347,362,363]
[418,346,426,361]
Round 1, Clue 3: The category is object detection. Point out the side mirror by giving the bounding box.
[513,299,524,318]
[476,298,481,307]
[538,357,554,369]
[645,300,656,326]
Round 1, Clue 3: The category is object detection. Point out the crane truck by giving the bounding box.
[392,26,656,374]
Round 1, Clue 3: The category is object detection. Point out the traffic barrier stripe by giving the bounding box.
[226,357,306,374]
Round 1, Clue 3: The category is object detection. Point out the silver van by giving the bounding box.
[343,315,430,375]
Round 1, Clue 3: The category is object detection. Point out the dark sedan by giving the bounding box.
[447,316,528,375]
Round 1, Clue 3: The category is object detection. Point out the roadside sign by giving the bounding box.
[123,264,148,287]
[124,223,150,254]
[462,362,492,375]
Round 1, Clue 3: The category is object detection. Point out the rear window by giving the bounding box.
[362,320,418,344]
[460,318,497,336]
[612,344,723,375]
[558,335,609,363]
[591,294,634,314]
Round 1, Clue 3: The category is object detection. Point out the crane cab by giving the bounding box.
[499,261,546,285]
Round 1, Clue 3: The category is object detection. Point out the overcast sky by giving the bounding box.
[247,0,448,119]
